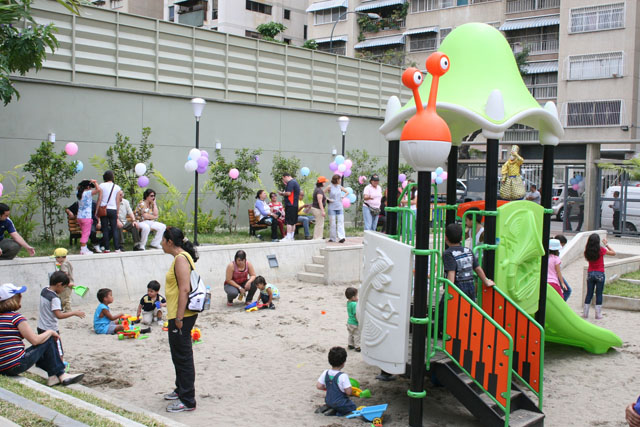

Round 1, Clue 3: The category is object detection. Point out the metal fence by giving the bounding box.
[596,167,640,237]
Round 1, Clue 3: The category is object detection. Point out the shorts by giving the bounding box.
[142,308,163,324]
[37,328,63,357]
[284,206,298,225]
[106,321,117,334]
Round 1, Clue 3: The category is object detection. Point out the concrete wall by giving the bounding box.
[322,244,363,285]
[581,254,640,311]
[0,240,326,313]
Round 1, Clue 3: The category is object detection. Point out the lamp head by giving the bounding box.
[337,116,350,134]
[367,13,381,19]
[191,98,206,118]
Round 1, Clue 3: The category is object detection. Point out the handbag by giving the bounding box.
[365,203,381,216]
[98,183,115,217]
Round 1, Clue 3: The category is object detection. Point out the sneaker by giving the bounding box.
[47,376,60,386]
[133,245,144,251]
[103,249,110,254]
[164,391,180,400]
[93,246,102,253]
[79,247,91,255]
[305,236,312,240]
[339,238,346,243]
[114,249,122,253]
[355,347,361,352]
[271,239,279,242]
[157,320,164,326]
[59,373,84,386]
[348,345,355,350]
[150,244,162,250]
[166,401,195,413]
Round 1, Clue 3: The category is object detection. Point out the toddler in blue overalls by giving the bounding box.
[315,346,356,416]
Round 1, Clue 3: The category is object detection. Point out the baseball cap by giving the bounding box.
[53,248,68,257]
[317,176,328,184]
[370,174,380,181]
[0,284,27,302]
[549,239,562,251]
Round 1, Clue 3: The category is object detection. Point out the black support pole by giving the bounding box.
[446,146,459,226]
[409,170,431,427]
[483,138,499,279]
[194,118,200,246]
[535,144,554,326]
[386,140,399,236]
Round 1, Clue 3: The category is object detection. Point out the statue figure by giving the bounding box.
[500,145,525,200]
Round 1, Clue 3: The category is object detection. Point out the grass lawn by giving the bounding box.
[0,399,54,426]
[605,270,640,299]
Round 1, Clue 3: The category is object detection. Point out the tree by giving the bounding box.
[205,148,262,233]
[302,39,317,50]
[343,149,380,228]
[256,22,286,42]
[271,152,300,192]
[1,0,82,105]
[23,141,77,242]
[0,165,39,240]
[89,127,154,204]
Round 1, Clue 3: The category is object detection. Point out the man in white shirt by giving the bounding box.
[116,191,142,251]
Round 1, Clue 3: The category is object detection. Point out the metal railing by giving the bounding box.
[528,84,557,100]
[508,34,559,55]
[506,0,560,14]
[503,128,540,143]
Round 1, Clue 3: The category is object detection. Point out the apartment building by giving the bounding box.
[306,0,639,159]
[90,0,164,18]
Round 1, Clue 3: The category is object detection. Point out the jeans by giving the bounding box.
[258,216,279,240]
[168,315,197,408]
[562,278,572,301]
[585,271,605,305]
[1,336,65,377]
[100,209,120,251]
[362,205,379,231]
[328,210,345,241]
[224,282,257,303]
[0,239,21,260]
[297,215,311,237]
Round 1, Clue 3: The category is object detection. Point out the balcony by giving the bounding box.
[506,0,560,14]
[527,84,557,100]
[503,126,539,143]
[508,33,558,55]
[179,10,205,27]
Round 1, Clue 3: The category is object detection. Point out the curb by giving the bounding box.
[0,386,88,427]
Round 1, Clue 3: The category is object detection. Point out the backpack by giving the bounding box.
[176,254,207,312]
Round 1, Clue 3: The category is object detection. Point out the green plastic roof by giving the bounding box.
[379,23,564,145]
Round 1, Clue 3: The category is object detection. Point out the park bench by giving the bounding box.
[248,209,307,238]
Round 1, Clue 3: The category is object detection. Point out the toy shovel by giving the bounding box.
[73,285,89,297]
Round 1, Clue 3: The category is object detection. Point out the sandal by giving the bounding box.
[226,302,233,307]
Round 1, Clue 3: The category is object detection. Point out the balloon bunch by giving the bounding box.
[341,187,356,208]
[431,167,448,184]
[185,149,209,175]
[329,155,353,178]
[135,163,149,188]
[570,175,585,193]
[64,142,84,173]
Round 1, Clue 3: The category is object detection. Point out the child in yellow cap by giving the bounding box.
[53,248,75,312]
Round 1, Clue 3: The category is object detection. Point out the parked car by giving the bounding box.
[551,185,564,221]
[600,185,640,232]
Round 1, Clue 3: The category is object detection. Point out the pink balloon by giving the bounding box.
[65,142,78,156]
[338,164,347,172]
[402,181,408,188]
[572,183,579,191]
[342,198,351,209]
[398,173,406,183]
[229,168,239,179]
[344,159,352,169]
[343,169,352,177]
[197,157,209,168]
[441,172,448,180]
[358,176,366,185]
[329,162,338,171]
[137,176,149,188]
[0,182,3,197]
[336,171,343,177]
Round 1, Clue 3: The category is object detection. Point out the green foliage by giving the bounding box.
[355,49,406,66]
[343,149,381,228]
[0,0,82,105]
[256,22,287,42]
[23,141,77,242]
[271,152,301,192]
[154,170,192,232]
[205,148,262,233]
[90,127,154,203]
[514,47,530,78]
[302,39,317,50]
[0,165,38,241]
[357,2,408,36]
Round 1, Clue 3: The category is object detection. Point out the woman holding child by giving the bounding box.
[0,283,84,386]
[161,227,199,413]
[224,250,257,306]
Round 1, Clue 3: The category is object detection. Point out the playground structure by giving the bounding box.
[359,23,623,427]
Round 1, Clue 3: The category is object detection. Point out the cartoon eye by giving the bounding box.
[440,56,449,71]
[413,71,423,85]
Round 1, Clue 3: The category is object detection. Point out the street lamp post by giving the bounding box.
[329,11,381,54]
[337,116,349,185]
[190,97,206,246]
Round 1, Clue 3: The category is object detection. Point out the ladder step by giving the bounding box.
[507,409,545,427]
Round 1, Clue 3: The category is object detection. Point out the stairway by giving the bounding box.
[297,251,326,284]
[431,358,544,427]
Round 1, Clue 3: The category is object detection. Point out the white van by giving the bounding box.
[600,186,640,232]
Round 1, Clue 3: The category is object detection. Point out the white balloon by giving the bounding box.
[185,160,198,172]
[188,148,201,161]
[134,163,147,176]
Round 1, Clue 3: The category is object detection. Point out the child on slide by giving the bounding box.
[315,346,356,416]
[547,239,567,299]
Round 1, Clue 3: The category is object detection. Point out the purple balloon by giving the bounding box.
[137,176,149,188]
[197,165,207,174]
[200,150,209,159]
[398,173,406,183]
[197,157,209,168]
[329,162,338,171]
[343,169,352,177]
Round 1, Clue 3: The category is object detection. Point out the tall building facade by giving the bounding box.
[306,0,639,159]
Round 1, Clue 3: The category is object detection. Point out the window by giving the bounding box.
[246,0,272,15]
[304,24,307,40]
[284,8,290,20]
[168,5,174,21]
[569,3,624,33]
[566,100,622,127]
[439,28,452,45]
[411,0,454,13]
[523,72,557,99]
[314,7,346,25]
[110,0,122,8]
[409,33,437,52]
[567,52,623,80]
[245,30,261,39]
[283,38,291,44]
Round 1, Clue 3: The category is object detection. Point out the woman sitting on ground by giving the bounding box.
[135,189,167,250]
[0,283,84,386]
[223,250,257,307]
[254,190,281,242]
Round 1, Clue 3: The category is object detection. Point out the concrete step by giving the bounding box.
[305,263,324,274]
[312,255,325,264]
[297,271,325,284]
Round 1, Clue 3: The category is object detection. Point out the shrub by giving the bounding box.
[0,166,38,241]
[343,149,381,228]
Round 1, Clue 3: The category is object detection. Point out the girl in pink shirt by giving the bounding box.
[547,239,566,299]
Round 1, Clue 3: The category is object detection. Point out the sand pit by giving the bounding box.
[43,254,640,426]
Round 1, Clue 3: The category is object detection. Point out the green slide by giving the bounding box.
[494,201,622,354]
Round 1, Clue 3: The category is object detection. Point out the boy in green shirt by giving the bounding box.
[345,287,360,352]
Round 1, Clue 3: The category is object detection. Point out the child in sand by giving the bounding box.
[53,248,75,312]
[255,276,277,309]
[93,288,125,334]
[345,287,360,352]
[316,346,356,416]
[136,280,166,326]
[37,271,85,360]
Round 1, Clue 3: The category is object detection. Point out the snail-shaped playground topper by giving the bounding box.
[400,52,452,172]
